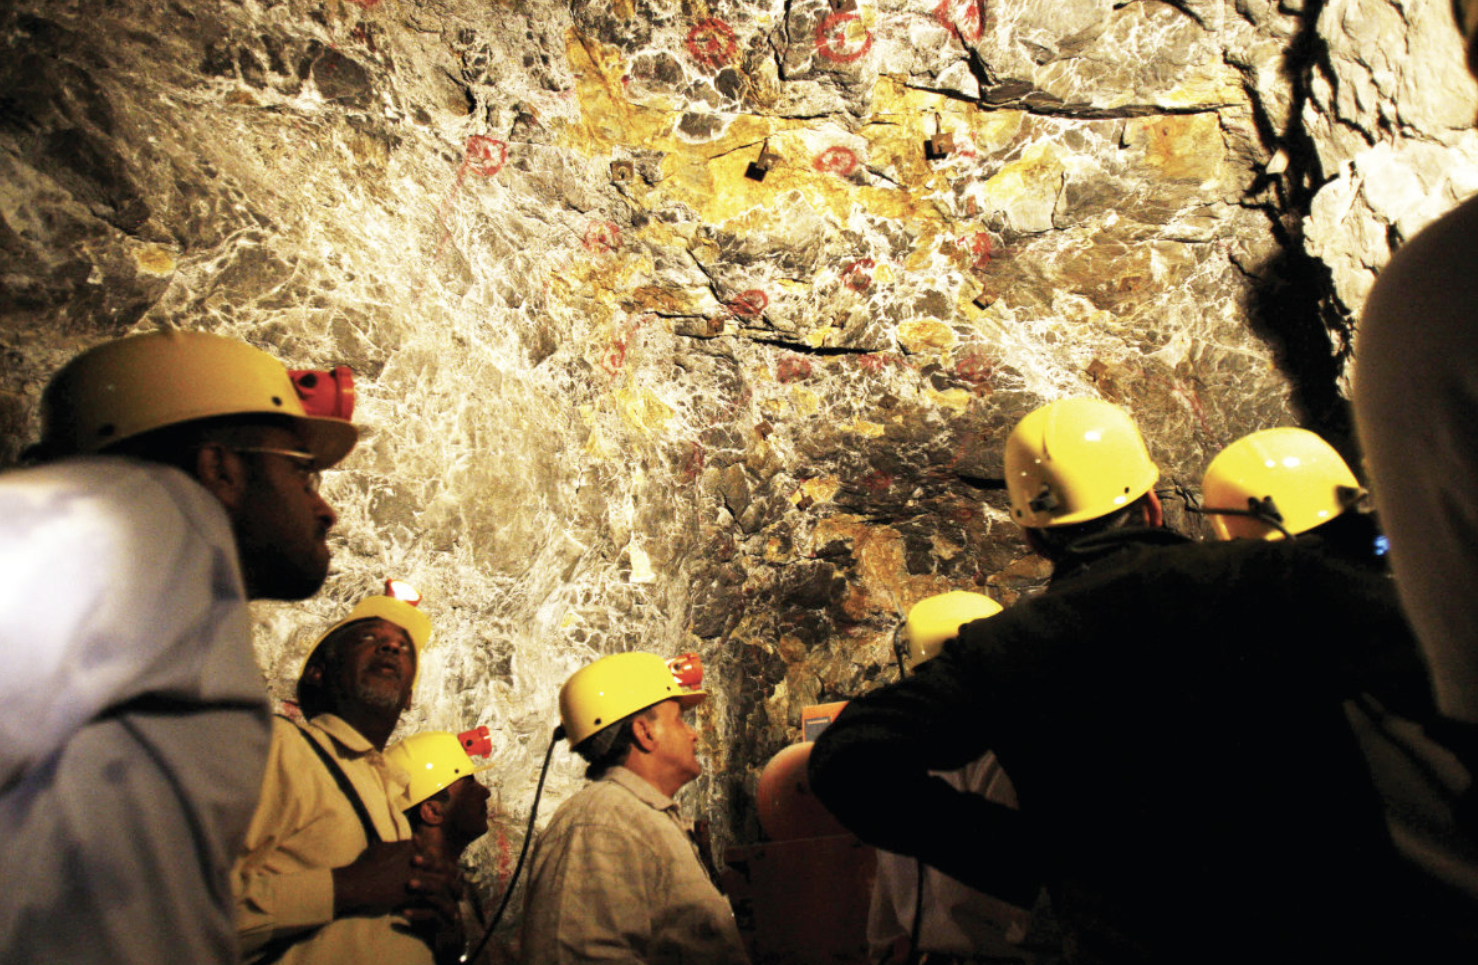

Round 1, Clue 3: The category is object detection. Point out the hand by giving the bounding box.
[402,839,463,929]
[332,841,422,918]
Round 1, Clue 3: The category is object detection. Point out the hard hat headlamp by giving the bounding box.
[459,725,493,758]
[666,652,703,689]
[385,578,423,606]
[290,366,356,421]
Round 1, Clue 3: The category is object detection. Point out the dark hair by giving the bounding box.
[1026,493,1154,562]
[574,703,662,780]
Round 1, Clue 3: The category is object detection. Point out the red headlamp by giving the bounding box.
[667,652,703,689]
[459,725,493,758]
[385,579,422,606]
[290,365,356,421]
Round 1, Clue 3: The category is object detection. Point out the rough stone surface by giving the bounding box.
[3,0,1476,951]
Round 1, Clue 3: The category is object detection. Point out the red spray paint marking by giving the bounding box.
[815,11,873,63]
[958,231,994,269]
[813,146,860,177]
[841,258,876,292]
[727,289,769,318]
[429,136,510,267]
[480,823,513,912]
[680,441,706,482]
[463,135,508,177]
[954,352,999,385]
[857,353,908,373]
[934,0,984,42]
[687,18,738,68]
[346,0,381,8]
[1143,372,1220,444]
[602,314,655,378]
[776,356,813,383]
[583,220,622,254]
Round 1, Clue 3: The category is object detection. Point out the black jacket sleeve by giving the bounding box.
[807,611,1050,907]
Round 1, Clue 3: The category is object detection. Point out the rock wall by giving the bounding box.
[3,0,1474,951]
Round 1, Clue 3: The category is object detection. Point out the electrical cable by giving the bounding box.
[460,724,565,964]
[1184,497,1294,540]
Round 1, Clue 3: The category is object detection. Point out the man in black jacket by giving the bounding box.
[809,399,1428,964]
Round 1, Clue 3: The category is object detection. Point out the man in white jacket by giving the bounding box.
[0,329,357,964]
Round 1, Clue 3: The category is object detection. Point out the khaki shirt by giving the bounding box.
[521,767,750,965]
[233,714,433,965]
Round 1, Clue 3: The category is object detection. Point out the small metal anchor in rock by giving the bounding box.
[610,159,635,182]
[745,139,783,181]
[925,113,955,160]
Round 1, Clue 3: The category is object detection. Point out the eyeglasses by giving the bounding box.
[228,447,323,494]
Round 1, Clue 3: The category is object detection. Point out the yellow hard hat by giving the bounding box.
[1005,397,1159,528]
[385,731,492,811]
[33,329,357,467]
[1201,427,1363,541]
[303,592,433,684]
[901,591,1003,668]
[559,651,707,749]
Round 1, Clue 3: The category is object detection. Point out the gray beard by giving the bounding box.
[351,675,405,713]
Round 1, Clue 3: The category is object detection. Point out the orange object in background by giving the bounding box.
[723,836,876,965]
[756,742,848,842]
[801,701,848,741]
[731,702,873,962]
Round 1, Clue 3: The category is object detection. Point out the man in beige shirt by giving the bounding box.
[521,652,750,965]
[234,591,460,964]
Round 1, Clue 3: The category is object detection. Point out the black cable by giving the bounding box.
[1185,498,1294,540]
[460,724,564,964]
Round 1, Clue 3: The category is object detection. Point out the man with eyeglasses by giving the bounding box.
[233,590,463,965]
[0,329,356,965]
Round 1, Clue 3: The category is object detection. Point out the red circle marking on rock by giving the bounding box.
[687,18,738,69]
[816,11,873,64]
[464,136,507,177]
[584,221,622,254]
[728,289,769,318]
[813,146,860,176]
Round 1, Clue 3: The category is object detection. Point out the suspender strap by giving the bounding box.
[283,716,383,846]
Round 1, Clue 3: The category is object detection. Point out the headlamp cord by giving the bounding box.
[460,724,564,964]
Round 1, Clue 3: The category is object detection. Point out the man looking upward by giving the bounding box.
[521,651,750,965]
